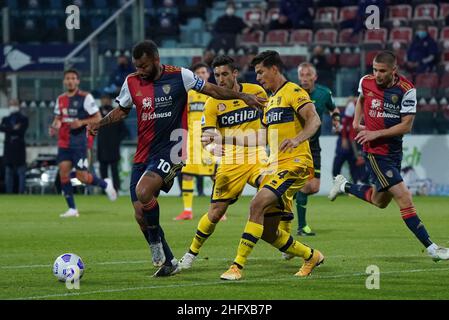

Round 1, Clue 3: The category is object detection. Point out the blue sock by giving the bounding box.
[142,199,161,244]
[141,226,174,266]
[87,172,107,189]
[344,183,373,204]
[61,179,76,209]
[400,206,432,248]
[158,226,175,266]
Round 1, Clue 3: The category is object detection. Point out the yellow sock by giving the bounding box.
[182,179,194,211]
[234,221,264,268]
[279,220,292,234]
[189,213,216,255]
[271,229,312,259]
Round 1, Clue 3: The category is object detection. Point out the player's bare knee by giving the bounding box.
[209,204,226,223]
[135,185,153,204]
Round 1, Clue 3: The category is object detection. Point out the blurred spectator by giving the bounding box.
[405,24,439,74]
[341,0,386,35]
[269,0,314,30]
[310,45,334,90]
[0,99,29,194]
[97,94,128,192]
[105,54,134,96]
[332,97,365,183]
[240,46,259,84]
[208,1,250,51]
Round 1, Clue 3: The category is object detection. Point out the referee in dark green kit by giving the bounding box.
[294,62,340,236]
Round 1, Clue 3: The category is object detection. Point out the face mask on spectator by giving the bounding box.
[9,106,20,114]
[226,7,235,16]
[416,31,427,39]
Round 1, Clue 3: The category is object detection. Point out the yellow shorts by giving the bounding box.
[212,162,265,203]
[182,137,216,176]
[259,162,314,220]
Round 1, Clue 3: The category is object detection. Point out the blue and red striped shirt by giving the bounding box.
[116,65,205,164]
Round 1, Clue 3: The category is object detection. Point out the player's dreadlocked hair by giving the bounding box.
[374,51,397,67]
[133,40,159,60]
[250,50,284,72]
[211,55,238,71]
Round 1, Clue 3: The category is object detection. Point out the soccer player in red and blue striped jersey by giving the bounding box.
[50,69,117,218]
[88,40,266,276]
[329,51,449,262]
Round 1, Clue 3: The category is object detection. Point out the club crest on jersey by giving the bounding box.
[142,97,152,109]
[163,84,171,95]
[218,103,226,112]
[73,101,79,107]
[136,90,143,97]
[277,96,282,105]
[391,95,399,104]
[385,170,393,178]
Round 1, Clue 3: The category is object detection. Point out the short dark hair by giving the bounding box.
[211,55,238,71]
[374,50,397,67]
[132,40,159,60]
[64,68,80,79]
[250,50,284,72]
[191,62,210,73]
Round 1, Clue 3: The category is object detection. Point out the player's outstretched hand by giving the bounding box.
[280,137,300,153]
[87,122,100,136]
[241,93,267,109]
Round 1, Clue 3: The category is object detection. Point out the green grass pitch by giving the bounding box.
[1,194,449,300]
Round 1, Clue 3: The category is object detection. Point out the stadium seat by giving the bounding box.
[440,3,449,20]
[363,28,388,46]
[339,52,360,68]
[240,30,264,46]
[339,6,358,22]
[289,29,313,46]
[415,73,439,99]
[314,29,337,46]
[265,30,289,46]
[440,27,449,43]
[438,73,449,99]
[283,56,307,69]
[387,4,413,22]
[394,49,407,67]
[244,8,265,27]
[428,26,438,41]
[365,50,380,67]
[338,28,361,46]
[389,27,413,45]
[413,4,438,21]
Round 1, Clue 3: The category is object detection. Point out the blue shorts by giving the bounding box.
[130,154,184,202]
[365,153,403,192]
[57,147,88,171]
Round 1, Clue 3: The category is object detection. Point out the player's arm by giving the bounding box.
[71,111,102,129]
[202,127,267,148]
[88,79,132,135]
[88,107,130,136]
[280,102,321,152]
[353,94,365,132]
[355,88,417,144]
[200,82,266,108]
[355,114,414,144]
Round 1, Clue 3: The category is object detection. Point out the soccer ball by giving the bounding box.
[53,253,85,282]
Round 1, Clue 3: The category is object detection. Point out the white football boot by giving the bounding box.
[104,178,117,201]
[328,174,348,201]
[60,208,79,218]
[179,252,197,270]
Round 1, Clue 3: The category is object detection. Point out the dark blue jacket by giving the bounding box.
[0,111,28,166]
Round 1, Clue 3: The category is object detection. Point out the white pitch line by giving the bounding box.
[12,266,449,300]
[0,254,427,270]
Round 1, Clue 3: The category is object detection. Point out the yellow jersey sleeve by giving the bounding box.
[201,97,217,130]
[289,85,312,113]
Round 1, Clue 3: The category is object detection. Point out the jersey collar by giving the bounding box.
[271,80,289,96]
